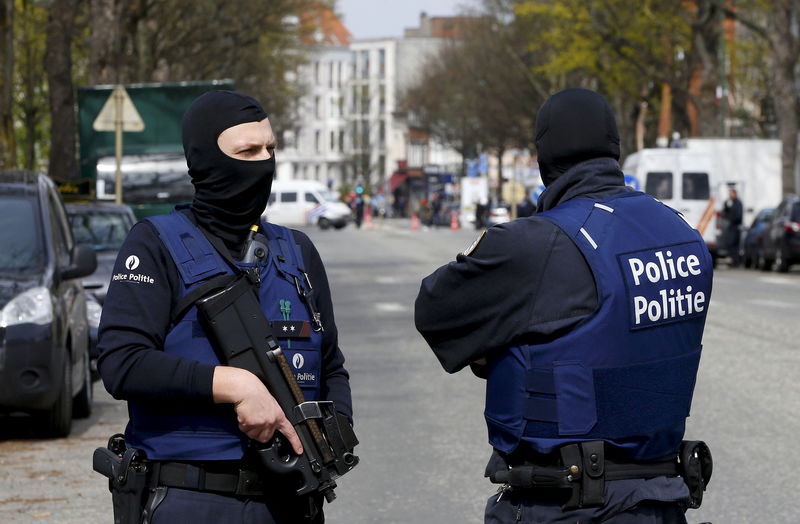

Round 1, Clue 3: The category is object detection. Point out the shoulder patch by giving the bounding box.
[462,230,487,256]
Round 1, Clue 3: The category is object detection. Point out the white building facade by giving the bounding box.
[277,44,352,189]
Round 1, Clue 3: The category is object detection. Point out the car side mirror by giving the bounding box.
[61,244,98,281]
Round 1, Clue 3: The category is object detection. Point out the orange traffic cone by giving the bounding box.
[363,208,373,229]
[411,212,420,231]
[450,211,459,230]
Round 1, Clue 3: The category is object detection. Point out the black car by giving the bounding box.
[742,207,775,268]
[759,194,800,273]
[0,171,97,437]
[66,202,136,375]
[66,202,136,304]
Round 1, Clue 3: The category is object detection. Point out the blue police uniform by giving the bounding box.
[120,207,325,460]
[415,156,712,523]
[98,207,351,523]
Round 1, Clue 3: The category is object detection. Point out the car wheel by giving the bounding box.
[73,353,93,419]
[758,249,773,271]
[318,217,331,230]
[774,247,789,273]
[41,355,73,438]
[334,222,346,230]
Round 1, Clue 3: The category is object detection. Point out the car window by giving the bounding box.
[0,196,45,272]
[305,192,319,204]
[268,193,276,205]
[49,189,74,252]
[791,202,800,222]
[282,192,298,203]
[48,194,70,267]
[645,172,673,200]
[682,172,710,200]
[68,211,132,251]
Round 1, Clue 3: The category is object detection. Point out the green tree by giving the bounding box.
[0,0,14,168]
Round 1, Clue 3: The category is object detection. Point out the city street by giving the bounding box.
[1,220,799,523]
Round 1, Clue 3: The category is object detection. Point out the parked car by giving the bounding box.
[741,207,775,268]
[264,179,352,229]
[66,202,136,376]
[0,170,97,437]
[758,194,800,272]
[66,202,136,304]
[486,206,510,227]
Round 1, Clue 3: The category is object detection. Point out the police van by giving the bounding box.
[622,149,720,261]
[263,179,352,229]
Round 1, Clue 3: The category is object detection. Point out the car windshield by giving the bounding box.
[0,195,45,272]
[319,189,339,202]
[69,211,131,251]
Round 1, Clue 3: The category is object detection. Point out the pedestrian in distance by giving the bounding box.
[415,88,713,523]
[96,90,354,524]
[722,187,743,267]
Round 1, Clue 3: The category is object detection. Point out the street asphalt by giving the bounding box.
[1,217,798,523]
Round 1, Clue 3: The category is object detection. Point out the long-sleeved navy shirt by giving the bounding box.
[415,158,631,375]
[97,209,352,420]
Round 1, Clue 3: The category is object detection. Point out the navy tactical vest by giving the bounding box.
[125,207,324,461]
[484,192,713,461]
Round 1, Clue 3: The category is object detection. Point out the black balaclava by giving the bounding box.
[534,88,620,187]
[182,90,275,251]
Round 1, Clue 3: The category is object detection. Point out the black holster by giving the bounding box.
[93,434,156,524]
[679,440,713,509]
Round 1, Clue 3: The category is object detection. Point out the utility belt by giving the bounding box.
[488,440,712,511]
[93,434,322,524]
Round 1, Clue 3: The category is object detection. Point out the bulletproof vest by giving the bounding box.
[125,207,324,461]
[484,192,713,461]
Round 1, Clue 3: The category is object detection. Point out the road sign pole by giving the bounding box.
[114,86,123,205]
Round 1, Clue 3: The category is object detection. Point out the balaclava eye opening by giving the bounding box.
[534,88,620,187]
[181,90,275,252]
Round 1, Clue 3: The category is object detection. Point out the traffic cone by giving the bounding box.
[363,208,373,229]
[411,212,420,231]
[450,211,459,230]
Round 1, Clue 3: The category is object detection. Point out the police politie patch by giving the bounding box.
[618,241,709,330]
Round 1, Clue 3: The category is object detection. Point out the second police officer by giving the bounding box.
[97,91,353,523]
[415,88,713,523]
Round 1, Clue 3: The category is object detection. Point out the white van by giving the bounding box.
[622,149,719,259]
[263,179,352,229]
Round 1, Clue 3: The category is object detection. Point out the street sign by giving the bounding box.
[92,85,145,204]
[92,86,145,132]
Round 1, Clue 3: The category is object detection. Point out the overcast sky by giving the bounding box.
[337,0,476,39]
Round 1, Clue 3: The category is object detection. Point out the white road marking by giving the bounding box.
[375,302,409,313]
[757,276,798,287]
[748,298,794,309]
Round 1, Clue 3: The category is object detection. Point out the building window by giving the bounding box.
[315,131,321,153]
[379,85,386,114]
[329,62,334,88]
[315,96,322,119]
[339,130,344,152]
[314,61,320,85]
[361,85,369,115]
[338,61,343,87]
[361,50,369,78]
[379,49,385,78]
[330,131,335,151]
[378,154,386,178]
[338,96,344,117]
[379,120,385,147]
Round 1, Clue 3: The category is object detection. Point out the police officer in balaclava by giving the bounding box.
[416,88,713,523]
[97,91,353,523]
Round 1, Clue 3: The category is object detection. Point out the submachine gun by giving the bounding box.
[195,272,359,503]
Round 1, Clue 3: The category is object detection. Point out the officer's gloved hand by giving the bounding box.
[212,366,303,454]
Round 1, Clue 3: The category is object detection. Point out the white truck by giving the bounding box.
[622,148,721,259]
[623,139,783,264]
[683,138,782,227]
